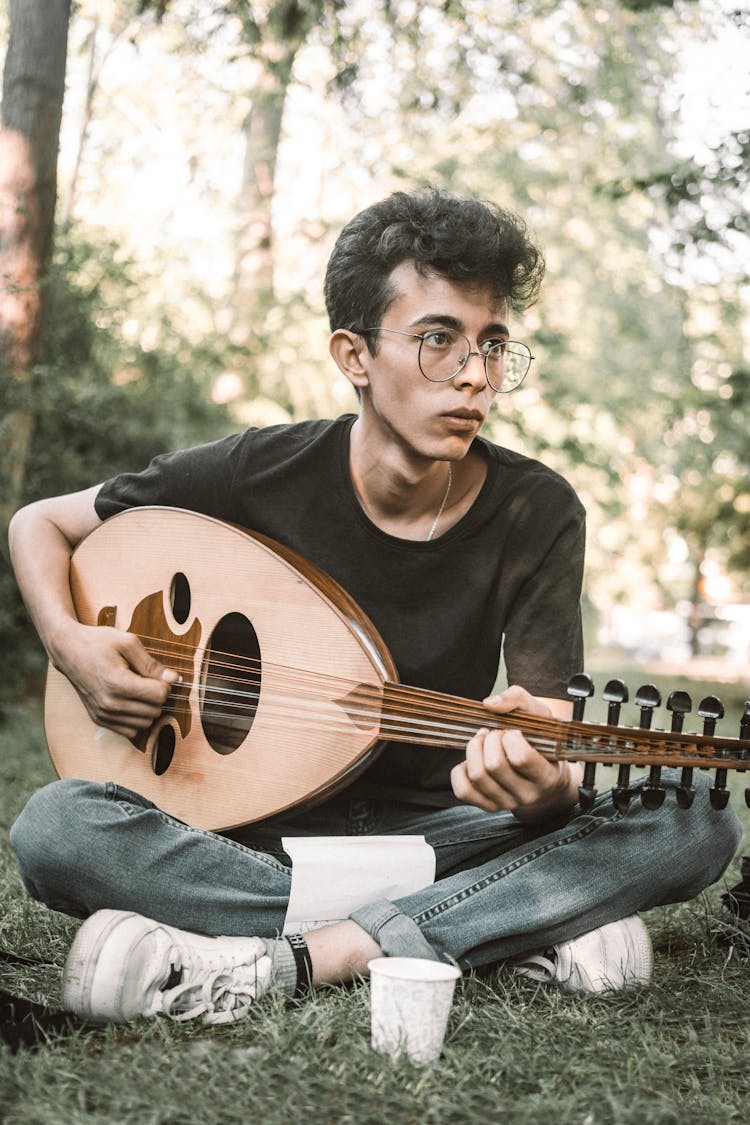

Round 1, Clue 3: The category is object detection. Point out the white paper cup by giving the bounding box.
[368,957,461,1064]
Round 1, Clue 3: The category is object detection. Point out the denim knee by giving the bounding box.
[10,778,109,913]
[646,771,743,900]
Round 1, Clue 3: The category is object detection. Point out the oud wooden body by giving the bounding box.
[45,508,396,830]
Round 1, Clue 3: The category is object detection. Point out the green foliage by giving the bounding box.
[601,130,750,283]
[0,226,235,707]
[30,231,233,493]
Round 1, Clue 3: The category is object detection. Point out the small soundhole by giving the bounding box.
[200,612,261,755]
[170,572,191,625]
[152,724,176,775]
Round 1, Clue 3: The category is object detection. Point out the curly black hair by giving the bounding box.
[324,188,545,340]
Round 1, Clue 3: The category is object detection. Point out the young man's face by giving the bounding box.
[358,261,508,465]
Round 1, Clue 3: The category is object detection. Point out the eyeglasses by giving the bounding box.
[355,326,534,392]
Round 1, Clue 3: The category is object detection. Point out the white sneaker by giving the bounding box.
[514,915,653,994]
[62,909,274,1024]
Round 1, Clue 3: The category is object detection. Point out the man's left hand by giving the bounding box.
[450,685,583,822]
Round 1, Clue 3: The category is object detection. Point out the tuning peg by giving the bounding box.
[600,680,627,811]
[602,679,632,811]
[578,761,598,811]
[641,768,667,809]
[612,775,632,812]
[698,695,724,737]
[741,702,750,808]
[567,673,595,721]
[634,685,666,809]
[740,701,750,742]
[667,691,692,732]
[676,782,696,810]
[697,696,730,809]
[602,679,629,725]
[567,675,596,807]
[635,684,662,729]
[667,691,695,808]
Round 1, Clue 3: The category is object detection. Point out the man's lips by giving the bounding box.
[441,408,484,424]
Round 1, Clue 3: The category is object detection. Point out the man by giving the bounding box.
[8,189,740,1024]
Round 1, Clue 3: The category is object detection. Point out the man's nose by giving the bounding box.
[454,350,489,389]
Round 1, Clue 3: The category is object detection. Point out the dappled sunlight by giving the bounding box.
[0,129,41,375]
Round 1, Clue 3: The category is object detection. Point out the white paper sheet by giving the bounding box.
[281,835,436,934]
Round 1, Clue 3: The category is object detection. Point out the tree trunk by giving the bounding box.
[60,14,101,228]
[231,0,323,355]
[0,0,71,528]
[233,48,296,320]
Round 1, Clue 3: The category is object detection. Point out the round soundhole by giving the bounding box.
[170,572,191,625]
[152,724,176,775]
[200,612,261,755]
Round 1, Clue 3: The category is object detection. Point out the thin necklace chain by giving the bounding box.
[426,466,453,542]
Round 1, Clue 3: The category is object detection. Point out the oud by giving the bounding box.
[44,508,750,831]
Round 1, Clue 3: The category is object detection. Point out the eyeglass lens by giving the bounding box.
[418,330,530,392]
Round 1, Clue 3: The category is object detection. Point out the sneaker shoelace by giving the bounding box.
[155,938,272,1025]
[160,964,266,1025]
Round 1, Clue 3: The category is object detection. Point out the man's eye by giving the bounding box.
[422,330,454,349]
[482,338,507,355]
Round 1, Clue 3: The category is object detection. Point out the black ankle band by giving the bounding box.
[285,933,313,997]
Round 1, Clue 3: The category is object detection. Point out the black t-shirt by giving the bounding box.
[95,414,585,806]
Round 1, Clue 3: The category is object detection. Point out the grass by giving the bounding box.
[1,674,750,1125]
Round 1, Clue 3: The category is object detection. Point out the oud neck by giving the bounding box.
[377,681,750,768]
[379,680,537,749]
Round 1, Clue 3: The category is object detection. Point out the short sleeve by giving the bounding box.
[94,433,248,522]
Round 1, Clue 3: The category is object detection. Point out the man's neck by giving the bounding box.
[348,420,485,541]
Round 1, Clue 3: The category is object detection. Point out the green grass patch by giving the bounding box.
[1,692,749,1124]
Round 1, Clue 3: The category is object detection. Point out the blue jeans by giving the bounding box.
[10,771,741,968]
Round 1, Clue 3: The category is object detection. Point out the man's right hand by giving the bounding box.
[55,623,180,740]
[9,487,181,741]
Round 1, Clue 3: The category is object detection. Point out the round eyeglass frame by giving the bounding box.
[354,326,534,393]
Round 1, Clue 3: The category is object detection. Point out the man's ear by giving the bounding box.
[329,329,370,393]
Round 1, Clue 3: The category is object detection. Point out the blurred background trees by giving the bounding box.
[1,0,748,705]
[1,0,70,527]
